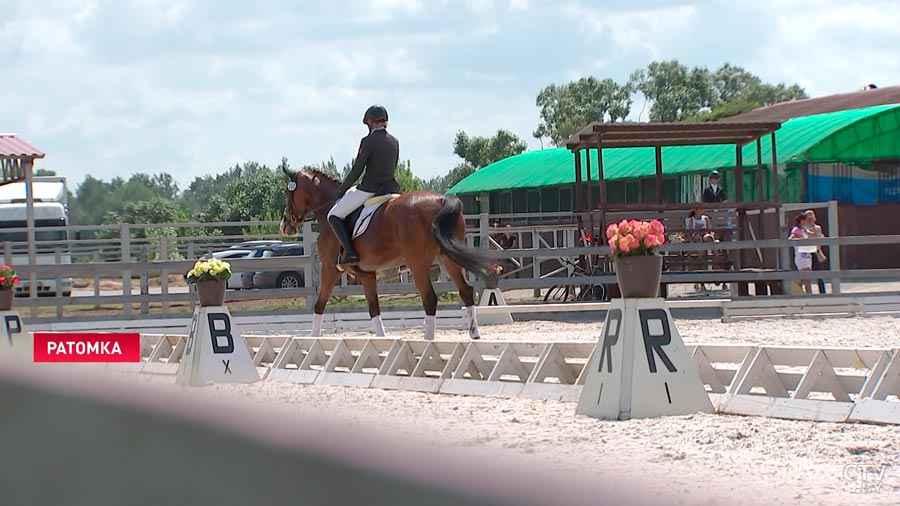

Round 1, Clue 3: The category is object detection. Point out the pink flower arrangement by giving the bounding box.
[606,219,666,257]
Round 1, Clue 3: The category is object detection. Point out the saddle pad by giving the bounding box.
[352,199,392,239]
[364,193,400,207]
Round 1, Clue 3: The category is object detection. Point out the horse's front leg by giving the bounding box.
[357,271,385,336]
[312,263,340,337]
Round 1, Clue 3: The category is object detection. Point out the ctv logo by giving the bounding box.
[843,464,890,494]
[33,333,141,362]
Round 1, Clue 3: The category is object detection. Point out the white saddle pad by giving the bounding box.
[352,200,390,239]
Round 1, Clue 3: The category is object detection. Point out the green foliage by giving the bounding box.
[629,60,715,122]
[534,77,632,146]
[424,163,476,193]
[34,168,57,176]
[453,130,527,168]
[395,160,424,192]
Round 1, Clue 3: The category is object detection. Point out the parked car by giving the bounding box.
[195,249,252,290]
[228,240,282,251]
[251,243,306,290]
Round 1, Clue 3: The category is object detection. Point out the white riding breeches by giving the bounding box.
[328,186,374,220]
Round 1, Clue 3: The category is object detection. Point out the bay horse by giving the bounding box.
[279,167,487,340]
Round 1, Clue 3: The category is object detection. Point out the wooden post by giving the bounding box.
[532,229,540,298]
[827,200,842,294]
[735,145,745,270]
[755,139,766,265]
[139,247,149,315]
[93,251,101,309]
[479,212,489,250]
[159,236,169,314]
[585,148,593,237]
[301,221,318,312]
[55,248,63,319]
[756,139,764,201]
[121,223,132,316]
[24,159,37,317]
[597,147,607,235]
[770,133,780,203]
[654,145,663,204]
[573,150,583,213]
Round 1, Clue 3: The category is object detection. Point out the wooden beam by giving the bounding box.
[573,150,583,213]
[771,132,780,204]
[655,145,663,204]
[756,139,764,202]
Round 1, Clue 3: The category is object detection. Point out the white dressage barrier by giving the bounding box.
[105,331,900,424]
[576,299,714,420]
[475,298,728,315]
[175,306,259,386]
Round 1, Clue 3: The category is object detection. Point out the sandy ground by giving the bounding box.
[104,314,900,505]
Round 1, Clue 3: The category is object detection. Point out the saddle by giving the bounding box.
[343,193,401,240]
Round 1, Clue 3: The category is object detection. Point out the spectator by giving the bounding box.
[702,171,727,203]
[804,210,828,294]
[789,214,814,294]
[685,204,716,243]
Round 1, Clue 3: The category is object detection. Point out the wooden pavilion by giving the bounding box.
[564,121,784,270]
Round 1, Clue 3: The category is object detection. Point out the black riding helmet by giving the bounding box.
[363,105,389,124]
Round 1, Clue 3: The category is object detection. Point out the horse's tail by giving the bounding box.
[432,196,489,274]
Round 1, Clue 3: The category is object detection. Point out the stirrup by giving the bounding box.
[337,252,360,265]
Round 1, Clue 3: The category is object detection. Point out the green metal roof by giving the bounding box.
[447,104,900,194]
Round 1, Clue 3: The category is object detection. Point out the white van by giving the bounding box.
[0,178,73,297]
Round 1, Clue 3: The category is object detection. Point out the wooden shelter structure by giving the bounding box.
[564,121,783,270]
[0,134,46,297]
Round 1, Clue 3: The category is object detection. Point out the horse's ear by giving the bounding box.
[282,165,296,178]
[312,176,321,186]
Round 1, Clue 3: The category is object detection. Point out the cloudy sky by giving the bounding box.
[3,0,899,191]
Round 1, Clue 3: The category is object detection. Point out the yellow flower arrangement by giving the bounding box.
[186,257,232,283]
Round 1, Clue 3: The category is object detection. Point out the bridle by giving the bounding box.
[282,173,332,228]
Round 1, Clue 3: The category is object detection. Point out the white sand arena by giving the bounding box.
[118,315,900,505]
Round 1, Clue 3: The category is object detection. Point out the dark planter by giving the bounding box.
[0,289,12,311]
[484,271,499,289]
[196,280,226,307]
[614,255,663,298]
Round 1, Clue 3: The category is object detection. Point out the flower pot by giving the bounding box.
[484,271,499,289]
[614,255,663,298]
[196,280,226,307]
[0,289,12,311]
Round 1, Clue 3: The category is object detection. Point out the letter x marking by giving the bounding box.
[223,360,232,374]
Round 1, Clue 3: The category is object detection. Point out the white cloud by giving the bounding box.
[2,0,899,190]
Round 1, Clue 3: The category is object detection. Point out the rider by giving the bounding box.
[328,105,400,265]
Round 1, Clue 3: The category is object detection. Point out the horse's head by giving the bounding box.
[279,166,339,236]
[280,166,308,236]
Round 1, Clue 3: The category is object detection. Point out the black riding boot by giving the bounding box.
[328,215,360,265]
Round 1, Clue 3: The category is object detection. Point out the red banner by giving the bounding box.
[33,333,141,363]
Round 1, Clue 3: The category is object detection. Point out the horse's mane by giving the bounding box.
[302,169,341,187]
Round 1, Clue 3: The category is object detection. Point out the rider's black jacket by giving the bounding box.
[338,128,400,196]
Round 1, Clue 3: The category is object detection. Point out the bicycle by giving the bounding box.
[543,259,608,303]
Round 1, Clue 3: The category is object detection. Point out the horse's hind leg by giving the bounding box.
[357,270,385,336]
[440,256,480,340]
[410,262,438,340]
[312,264,340,337]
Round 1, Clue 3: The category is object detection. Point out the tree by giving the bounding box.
[395,160,424,192]
[301,156,341,180]
[34,168,56,176]
[424,163,476,193]
[453,129,527,168]
[684,64,809,121]
[629,60,715,122]
[534,77,632,146]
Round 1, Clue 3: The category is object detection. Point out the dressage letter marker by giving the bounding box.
[577,298,713,420]
[176,305,260,386]
[0,310,31,362]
